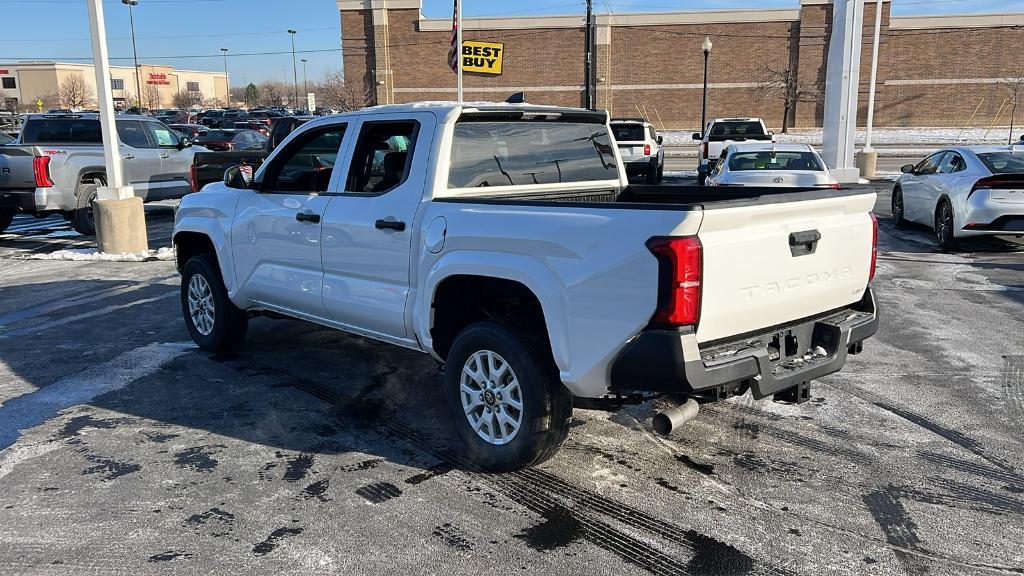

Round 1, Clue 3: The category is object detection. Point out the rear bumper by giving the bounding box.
[961,192,1024,235]
[0,189,38,211]
[609,287,878,399]
[624,158,658,176]
[962,215,1024,234]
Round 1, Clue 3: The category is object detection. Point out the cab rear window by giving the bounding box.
[21,119,101,144]
[449,121,618,188]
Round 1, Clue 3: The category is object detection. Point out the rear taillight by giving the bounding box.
[33,156,53,187]
[869,213,878,282]
[814,183,841,189]
[969,175,1024,198]
[701,143,708,160]
[647,236,702,327]
[644,144,651,156]
[190,163,198,193]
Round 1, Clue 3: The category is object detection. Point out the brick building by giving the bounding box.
[339,0,1024,130]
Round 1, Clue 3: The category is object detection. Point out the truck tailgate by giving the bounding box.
[695,191,876,343]
[0,146,38,190]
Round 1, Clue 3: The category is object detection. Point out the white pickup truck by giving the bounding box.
[173,103,878,471]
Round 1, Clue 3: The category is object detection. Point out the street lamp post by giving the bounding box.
[701,35,713,137]
[301,58,308,110]
[220,48,229,106]
[122,0,142,110]
[287,29,298,109]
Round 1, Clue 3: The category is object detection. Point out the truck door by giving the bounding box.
[143,120,192,198]
[115,119,162,199]
[229,121,350,316]
[320,113,434,339]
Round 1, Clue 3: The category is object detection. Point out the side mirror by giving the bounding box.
[768,130,775,137]
[224,164,254,189]
[656,135,664,145]
[178,137,192,149]
[691,132,702,141]
[900,164,915,174]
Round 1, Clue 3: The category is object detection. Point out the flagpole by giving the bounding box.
[456,0,463,103]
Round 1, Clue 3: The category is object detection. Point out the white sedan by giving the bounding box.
[893,146,1024,251]
[705,143,839,189]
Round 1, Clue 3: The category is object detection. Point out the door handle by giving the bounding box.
[295,212,321,223]
[375,219,406,232]
[159,153,170,159]
[123,154,135,160]
[789,229,821,257]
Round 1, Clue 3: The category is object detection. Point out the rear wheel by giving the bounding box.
[645,164,658,185]
[935,200,957,252]
[181,253,249,353]
[444,320,572,471]
[0,209,15,234]
[891,187,906,228]
[72,182,99,235]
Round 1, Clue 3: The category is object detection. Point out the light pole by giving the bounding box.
[701,36,713,136]
[122,0,142,110]
[301,58,308,110]
[287,29,298,109]
[220,48,229,106]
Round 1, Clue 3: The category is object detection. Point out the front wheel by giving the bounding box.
[444,321,572,472]
[935,200,957,252]
[181,254,248,353]
[891,188,906,228]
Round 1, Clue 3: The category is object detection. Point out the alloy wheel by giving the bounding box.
[187,274,216,336]
[459,350,524,446]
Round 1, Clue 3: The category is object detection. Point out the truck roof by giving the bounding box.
[25,113,153,121]
[356,101,608,121]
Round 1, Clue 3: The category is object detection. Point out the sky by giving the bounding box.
[0,0,1020,86]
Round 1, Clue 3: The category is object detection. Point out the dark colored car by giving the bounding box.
[193,129,267,152]
[232,120,270,137]
[198,110,225,127]
[0,132,14,145]
[167,123,207,138]
[218,109,248,128]
[190,116,313,190]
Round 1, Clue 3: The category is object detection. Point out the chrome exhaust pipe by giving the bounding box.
[652,398,699,436]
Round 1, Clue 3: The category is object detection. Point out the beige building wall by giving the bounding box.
[0,62,227,112]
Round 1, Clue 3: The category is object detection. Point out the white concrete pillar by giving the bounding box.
[821,0,866,183]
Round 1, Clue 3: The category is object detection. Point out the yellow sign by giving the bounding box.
[461,41,504,75]
[36,98,43,111]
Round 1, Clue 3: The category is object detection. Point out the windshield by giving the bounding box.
[728,151,824,171]
[448,120,618,189]
[610,124,645,142]
[709,121,769,142]
[978,152,1024,174]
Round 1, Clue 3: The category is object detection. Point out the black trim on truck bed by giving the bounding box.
[435,185,870,210]
[609,288,878,400]
[0,189,36,211]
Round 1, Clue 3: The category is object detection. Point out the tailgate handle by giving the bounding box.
[789,230,821,257]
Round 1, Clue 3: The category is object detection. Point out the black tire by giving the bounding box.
[72,182,99,235]
[0,209,15,234]
[443,320,572,472]
[891,187,907,228]
[181,253,248,353]
[645,164,658,185]
[935,200,957,252]
[697,174,707,186]
[656,163,664,183]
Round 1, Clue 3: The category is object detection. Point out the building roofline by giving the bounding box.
[890,12,1024,29]
[0,61,225,75]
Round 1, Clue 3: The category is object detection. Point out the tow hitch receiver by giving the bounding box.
[774,380,811,404]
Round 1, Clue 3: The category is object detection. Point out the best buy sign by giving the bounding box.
[461,41,504,75]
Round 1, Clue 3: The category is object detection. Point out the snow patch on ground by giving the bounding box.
[22,247,174,262]
[660,127,1017,147]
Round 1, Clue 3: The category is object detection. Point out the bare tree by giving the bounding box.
[317,70,371,111]
[754,64,822,134]
[141,84,162,109]
[58,75,96,109]
[173,90,204,109]
[258,80,287,107]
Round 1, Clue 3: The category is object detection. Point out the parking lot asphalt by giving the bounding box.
[0,179,1022,576]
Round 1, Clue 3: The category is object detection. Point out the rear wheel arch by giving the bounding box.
[77,169,106,187]
[429,274,554,364]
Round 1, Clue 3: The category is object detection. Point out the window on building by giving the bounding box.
[1,77,15,90]
[111,78,125,91]
[187,81,200,92]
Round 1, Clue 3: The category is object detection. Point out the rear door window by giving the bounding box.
[345,121,418,194]
[116,120,153,148]
[449,120,618,188]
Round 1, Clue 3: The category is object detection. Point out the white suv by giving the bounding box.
[610,119,664,184]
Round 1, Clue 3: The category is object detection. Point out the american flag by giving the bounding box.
[447,0,459,72]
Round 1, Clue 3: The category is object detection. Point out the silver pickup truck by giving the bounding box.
[0,113,200,234]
